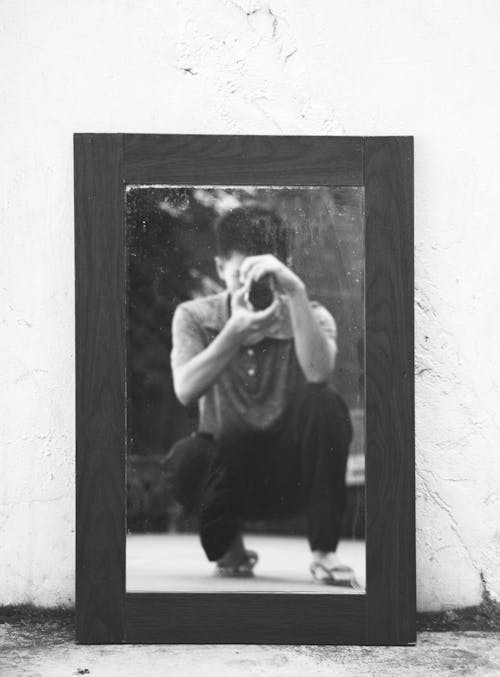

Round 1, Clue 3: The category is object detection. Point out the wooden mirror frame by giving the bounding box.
[74,134,415,645]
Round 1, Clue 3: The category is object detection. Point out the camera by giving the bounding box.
[248,274,275,310]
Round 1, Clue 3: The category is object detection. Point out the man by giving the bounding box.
[164,204,355,585]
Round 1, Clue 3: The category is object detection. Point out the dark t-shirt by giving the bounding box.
[171,291,337,439]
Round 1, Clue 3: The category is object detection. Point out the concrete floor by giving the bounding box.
[1,620,499,677]
[126,533,366,593]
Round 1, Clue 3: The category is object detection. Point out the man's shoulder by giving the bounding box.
[174,292,228,330]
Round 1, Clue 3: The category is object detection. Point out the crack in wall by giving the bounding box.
[416,468,492,601]
[171,0,344,135]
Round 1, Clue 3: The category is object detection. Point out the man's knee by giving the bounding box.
[299,382,354,444]
[301,382,350,415]
[162,434,215,513]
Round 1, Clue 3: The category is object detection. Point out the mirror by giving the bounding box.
[125,185,365,594]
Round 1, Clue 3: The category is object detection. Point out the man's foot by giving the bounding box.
[215,532,259,577]
[215,549,259,577]
[310,551,358,587]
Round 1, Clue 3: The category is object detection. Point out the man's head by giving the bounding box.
[213,204,290,292]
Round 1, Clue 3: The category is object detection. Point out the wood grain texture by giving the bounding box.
[125,593,366,644]
[122,134,364,186]
[364,137,416,644]
[74,134,126,643]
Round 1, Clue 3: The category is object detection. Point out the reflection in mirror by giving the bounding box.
[125,186,365,594]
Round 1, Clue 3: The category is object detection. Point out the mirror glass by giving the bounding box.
[125,185,365,593]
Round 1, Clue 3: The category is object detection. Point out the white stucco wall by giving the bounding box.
[1,0,499,612]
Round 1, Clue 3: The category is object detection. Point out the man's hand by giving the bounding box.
[239,254,305,297]
[227,285,280,345]
[239,254,335,382]
[172,287,279,405]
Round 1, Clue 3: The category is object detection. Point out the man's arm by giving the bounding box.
[287,284,337,382]
[239,254,337,383]
[172,288,280,406]
[172,321,241,406]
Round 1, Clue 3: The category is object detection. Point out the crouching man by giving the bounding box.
[163,204,355,585]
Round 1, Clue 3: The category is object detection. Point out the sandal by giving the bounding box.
[310,561,363,590]
[215,550,259,578]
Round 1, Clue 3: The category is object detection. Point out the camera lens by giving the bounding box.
[249,275,274,310]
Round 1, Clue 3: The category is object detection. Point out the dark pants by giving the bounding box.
[163,383,353,562]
